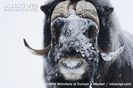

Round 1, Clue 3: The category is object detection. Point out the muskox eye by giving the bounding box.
[51,18,64,44]
[84,25,98,39]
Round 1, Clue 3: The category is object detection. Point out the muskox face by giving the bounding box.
[23,0,124,84]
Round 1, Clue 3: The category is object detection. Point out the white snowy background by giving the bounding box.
[0,0,133,88]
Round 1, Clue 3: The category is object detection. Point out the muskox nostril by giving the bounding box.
[62,60,82,69]
[62,62,68,68]
[76,61,82,68]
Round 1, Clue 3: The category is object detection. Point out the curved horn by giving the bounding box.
[51,1,70,21]
[101,46,124,61]
[23,39,50,56]
[76,0,99,25]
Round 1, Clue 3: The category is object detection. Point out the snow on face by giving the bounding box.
[53,14,99,61]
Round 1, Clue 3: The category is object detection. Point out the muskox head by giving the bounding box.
[23,0,124,84]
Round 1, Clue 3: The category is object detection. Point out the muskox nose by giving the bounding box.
[62,60,82,69]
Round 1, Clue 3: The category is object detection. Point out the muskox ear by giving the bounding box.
[104,6,114,16]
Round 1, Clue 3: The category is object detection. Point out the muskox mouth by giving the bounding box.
[58,56,88,80]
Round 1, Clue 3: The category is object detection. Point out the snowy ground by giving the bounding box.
[0,0,133,88]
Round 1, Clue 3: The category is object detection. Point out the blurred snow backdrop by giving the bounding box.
[0,0,133,88]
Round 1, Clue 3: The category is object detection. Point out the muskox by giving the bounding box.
[23,0,133,88]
